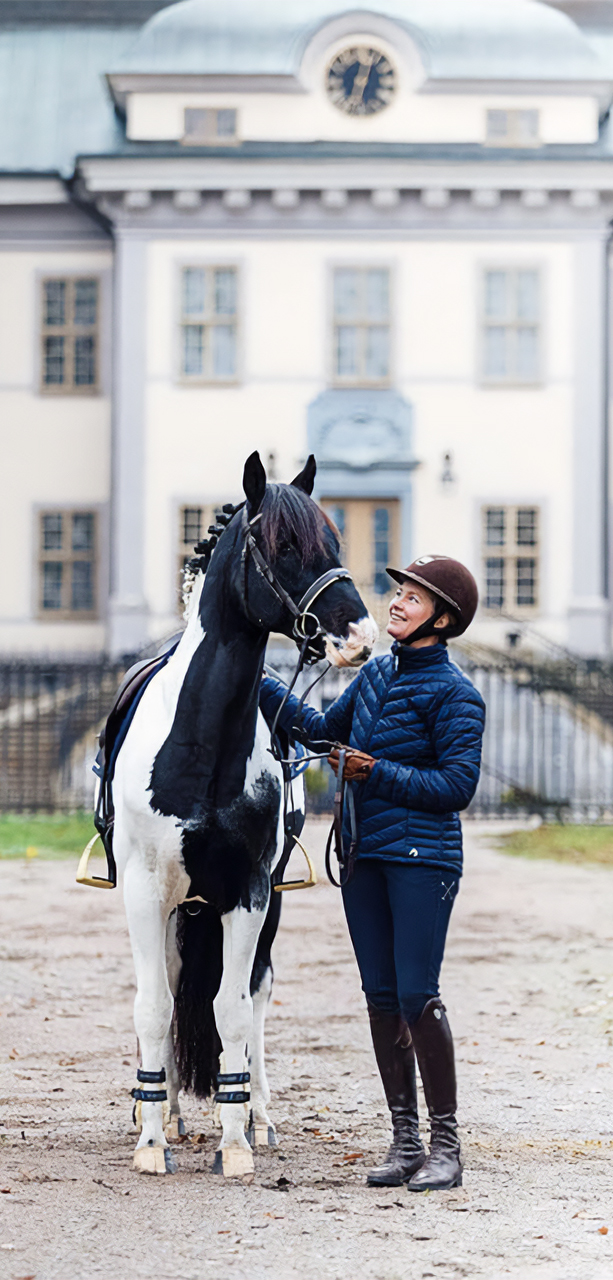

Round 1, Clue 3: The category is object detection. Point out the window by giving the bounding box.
[332,267,391,385]
[481,268,540,384]
[182,108,237,145]
[180,267,238,381]
[38,510,97,618]
[482,505,539,612]
[486,109,539,147]
[40,277,99,393]
[177,503,216,608]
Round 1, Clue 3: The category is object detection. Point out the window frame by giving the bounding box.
[36,507,99,621]
[328,262,394,388]
[176,501,217,611]
[39,274,102,396]
[181,106,239,146]
[485,108,541,148]
[177,262,241,386]
[479,264,544,388]
[481,503,541,615]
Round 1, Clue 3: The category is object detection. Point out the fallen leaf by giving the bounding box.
[8,1049,18,1060]
[190,1132,206,1146]
[574,1211,604,1220]
[273,1000,283,1006]
[342,1152,363,1163]
[599,1227,609,1235]
[0,1187,11,1194]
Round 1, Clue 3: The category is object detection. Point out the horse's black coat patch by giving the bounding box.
[180,775,281,914]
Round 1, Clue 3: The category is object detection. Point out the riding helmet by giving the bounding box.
[386,555,479,638]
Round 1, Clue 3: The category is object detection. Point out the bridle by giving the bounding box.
[240,506,353,666]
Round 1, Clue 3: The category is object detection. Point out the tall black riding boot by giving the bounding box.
[366,1005,426,1187]
[407,997,462,1192]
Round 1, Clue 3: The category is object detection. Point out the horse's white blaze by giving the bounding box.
[326,612,379,668]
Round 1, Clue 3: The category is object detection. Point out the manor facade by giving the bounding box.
[2,0,613,656]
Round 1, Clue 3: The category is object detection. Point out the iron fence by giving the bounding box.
[2,642,613,820]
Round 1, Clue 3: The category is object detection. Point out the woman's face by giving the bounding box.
[387,581,450,646]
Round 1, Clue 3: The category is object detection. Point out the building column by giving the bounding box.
[107,232,149,657]
[568,234,611,656]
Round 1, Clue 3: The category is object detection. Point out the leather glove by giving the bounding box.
[328,747,376,782]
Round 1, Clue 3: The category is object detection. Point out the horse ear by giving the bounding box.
[243,451,267,515]
[291,454,316,495]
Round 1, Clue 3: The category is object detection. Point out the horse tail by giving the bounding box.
[173,903,223,1100]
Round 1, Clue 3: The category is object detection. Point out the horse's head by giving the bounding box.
[238,451,377,667]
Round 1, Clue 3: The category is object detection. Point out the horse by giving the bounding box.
[110,451,377,1177]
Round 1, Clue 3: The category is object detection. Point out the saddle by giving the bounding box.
[81,635,182,888]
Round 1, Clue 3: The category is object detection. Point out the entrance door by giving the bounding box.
[321,498,400,630]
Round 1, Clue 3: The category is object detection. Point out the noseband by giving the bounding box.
[241,508,353,664]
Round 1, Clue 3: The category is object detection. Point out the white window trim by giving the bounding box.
[176,260,242,386]
[478,262,545,388]
[328,261,394,389]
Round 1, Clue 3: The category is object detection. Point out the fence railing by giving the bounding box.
[3,640,613,820]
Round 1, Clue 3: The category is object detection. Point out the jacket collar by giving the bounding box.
[392,641,449,673]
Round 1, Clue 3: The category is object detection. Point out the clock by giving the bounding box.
[327,46,395,116]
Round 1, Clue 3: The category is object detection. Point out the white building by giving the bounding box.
[2,0,613,657]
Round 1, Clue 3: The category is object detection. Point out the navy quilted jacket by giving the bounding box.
[260,643,485,875]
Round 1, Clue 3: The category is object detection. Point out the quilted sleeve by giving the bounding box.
[260,673,359,748]
[368,680,486,814]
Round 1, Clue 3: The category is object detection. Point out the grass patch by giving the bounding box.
[498,824,613,867]
[0,812,95,860]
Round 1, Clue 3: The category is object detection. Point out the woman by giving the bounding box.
[260,554,485,1192]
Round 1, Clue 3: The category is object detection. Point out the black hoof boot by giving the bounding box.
[365,1005,425,1188]
[407,997,462,1193]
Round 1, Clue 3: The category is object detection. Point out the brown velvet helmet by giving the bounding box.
[386,555,479,639]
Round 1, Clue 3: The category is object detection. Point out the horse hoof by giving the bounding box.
[166,1114,187,1142]
[133,1145,167,1175]
[249,1122,277,1148]
[213,1146,254,1180]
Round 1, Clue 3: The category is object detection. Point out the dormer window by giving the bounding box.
[486,109,539,147]
[182,108,238,146]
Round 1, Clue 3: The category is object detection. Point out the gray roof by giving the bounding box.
[0,26,135,174]
[0,0,612,180]
[114,0,608,83]
[0,1,181,25]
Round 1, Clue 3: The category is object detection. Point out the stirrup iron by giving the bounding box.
[274,836,317,892]
[76,832,116,889]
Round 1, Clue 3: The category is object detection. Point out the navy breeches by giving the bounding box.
[341,858,459,1026]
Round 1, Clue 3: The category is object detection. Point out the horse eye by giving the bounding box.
[277,540,292,556]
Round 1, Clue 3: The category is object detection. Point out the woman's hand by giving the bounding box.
[328,747,376,782]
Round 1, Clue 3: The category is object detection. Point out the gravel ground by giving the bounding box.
[0,819,612,1280]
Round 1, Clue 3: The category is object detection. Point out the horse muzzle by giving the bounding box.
[326,614,379,668]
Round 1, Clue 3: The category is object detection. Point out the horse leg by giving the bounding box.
[212,901,268,1179]
[248,889,281,1147]
[123,860,177,1175]
[163,908,186,1142]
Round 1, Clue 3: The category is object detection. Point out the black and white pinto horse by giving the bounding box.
[112,452,376,1177]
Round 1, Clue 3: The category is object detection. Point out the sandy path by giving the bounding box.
[0,819,612,1280]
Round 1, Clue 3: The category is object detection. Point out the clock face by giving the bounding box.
[327,46,395,116]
